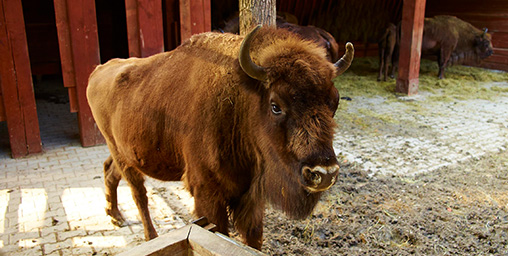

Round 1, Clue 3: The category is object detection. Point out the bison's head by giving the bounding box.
[475,28,494,59]
[238,26,353,218]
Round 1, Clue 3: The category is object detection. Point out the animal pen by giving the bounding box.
[0,0,507,255]
[0,0,507,163]
[0,0,508,158]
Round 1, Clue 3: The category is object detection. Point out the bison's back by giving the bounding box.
[87,32,246,180]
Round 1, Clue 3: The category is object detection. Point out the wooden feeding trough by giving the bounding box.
[118,218,266,256]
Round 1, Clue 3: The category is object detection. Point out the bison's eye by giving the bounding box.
[271,103,282,115]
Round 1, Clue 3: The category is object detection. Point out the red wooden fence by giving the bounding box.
[0,0,42,157]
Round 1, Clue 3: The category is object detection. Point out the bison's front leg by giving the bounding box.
[231,195,265,250]
[193,186,230,236]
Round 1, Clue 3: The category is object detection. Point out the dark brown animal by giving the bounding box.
[222,16,340,63]
[377,23,398,81]
[421,15,493,79]
[278,22,340,63]
[87,26,354,249]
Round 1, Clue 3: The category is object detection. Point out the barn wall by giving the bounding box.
[426,0,508,71]
[275,0,508,71]
[0,92,5,122]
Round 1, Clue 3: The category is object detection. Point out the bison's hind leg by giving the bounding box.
[104,156,126,227]
[122,166,158,241]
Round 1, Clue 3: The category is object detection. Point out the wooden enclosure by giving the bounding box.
[117,224,265,256]
[1,0,507,157]
[0,0,210,158]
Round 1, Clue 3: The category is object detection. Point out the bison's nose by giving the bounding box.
[302,165,339,193]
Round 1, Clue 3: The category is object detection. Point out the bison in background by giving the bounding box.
[87,26,354,250]
[377,23,399,81]
[379,15,493,80]
[422,15,493,79]
[222,14,340,63]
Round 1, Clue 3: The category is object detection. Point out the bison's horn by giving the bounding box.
[334,42,354,76]
[482,28,488,36]
[239,25,268,82]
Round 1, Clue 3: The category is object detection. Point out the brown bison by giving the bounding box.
[377,23,398,81]
[277,22,340,63]
[382,16,493,80]
[421,15,493,79]
[87,26,354,249]
[222,16,340,63]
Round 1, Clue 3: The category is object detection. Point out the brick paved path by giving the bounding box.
[1,81,507,255]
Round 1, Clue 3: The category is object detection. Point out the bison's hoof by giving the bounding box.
[111,217,126,227]
[106,208,126,227]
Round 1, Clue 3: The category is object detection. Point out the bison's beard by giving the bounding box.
[262,164,322,219]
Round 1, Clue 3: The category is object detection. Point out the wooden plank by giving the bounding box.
[179,0,211,42]
[137,0,165,56]
[396,0,426,96]
[188,226,266,256]
[66,0,104,146]
[0,92,5,122]
[483,54,508,65]
[492,32,508,49]
[53,0,79,113]
[125,0,165,57]
[426,0,508,14]
[125,0,141,57]
[0,0,42,157]
[475,61,508,71]
[492,48,508,57]
[163,0,181,51]
[117,225,191,256]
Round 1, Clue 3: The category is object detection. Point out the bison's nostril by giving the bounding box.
[303,167,322,186]
[310,171,321,184]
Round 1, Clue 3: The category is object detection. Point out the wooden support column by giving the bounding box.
[54,0,104,147]
[125,0,165,57]
[179,0,211,41]
[0,0,42,158]
[396,0,426,95]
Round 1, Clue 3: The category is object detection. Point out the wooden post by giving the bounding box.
[53,0,78,113]
[125,0,165,57]
[239,0,276,35]
[0,0,42,158]
[179,0,211,42]
[396,0,426,96]
[54,0,104,147]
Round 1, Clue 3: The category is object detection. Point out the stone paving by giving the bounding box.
[333,82,508,176]
[1,80,508,255]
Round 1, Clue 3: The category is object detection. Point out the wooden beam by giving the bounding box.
[54,0,104,147]
[179,0,211,41]
[125,0,165,57]
[53,0,78,113]
[396,0,426,96]
[0,0,42,158]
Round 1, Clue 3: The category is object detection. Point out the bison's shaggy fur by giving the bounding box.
[87,26,352,249]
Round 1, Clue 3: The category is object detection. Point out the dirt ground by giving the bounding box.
[261,149,508,255]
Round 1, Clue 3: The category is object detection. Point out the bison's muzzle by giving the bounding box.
[302,165,339,192]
